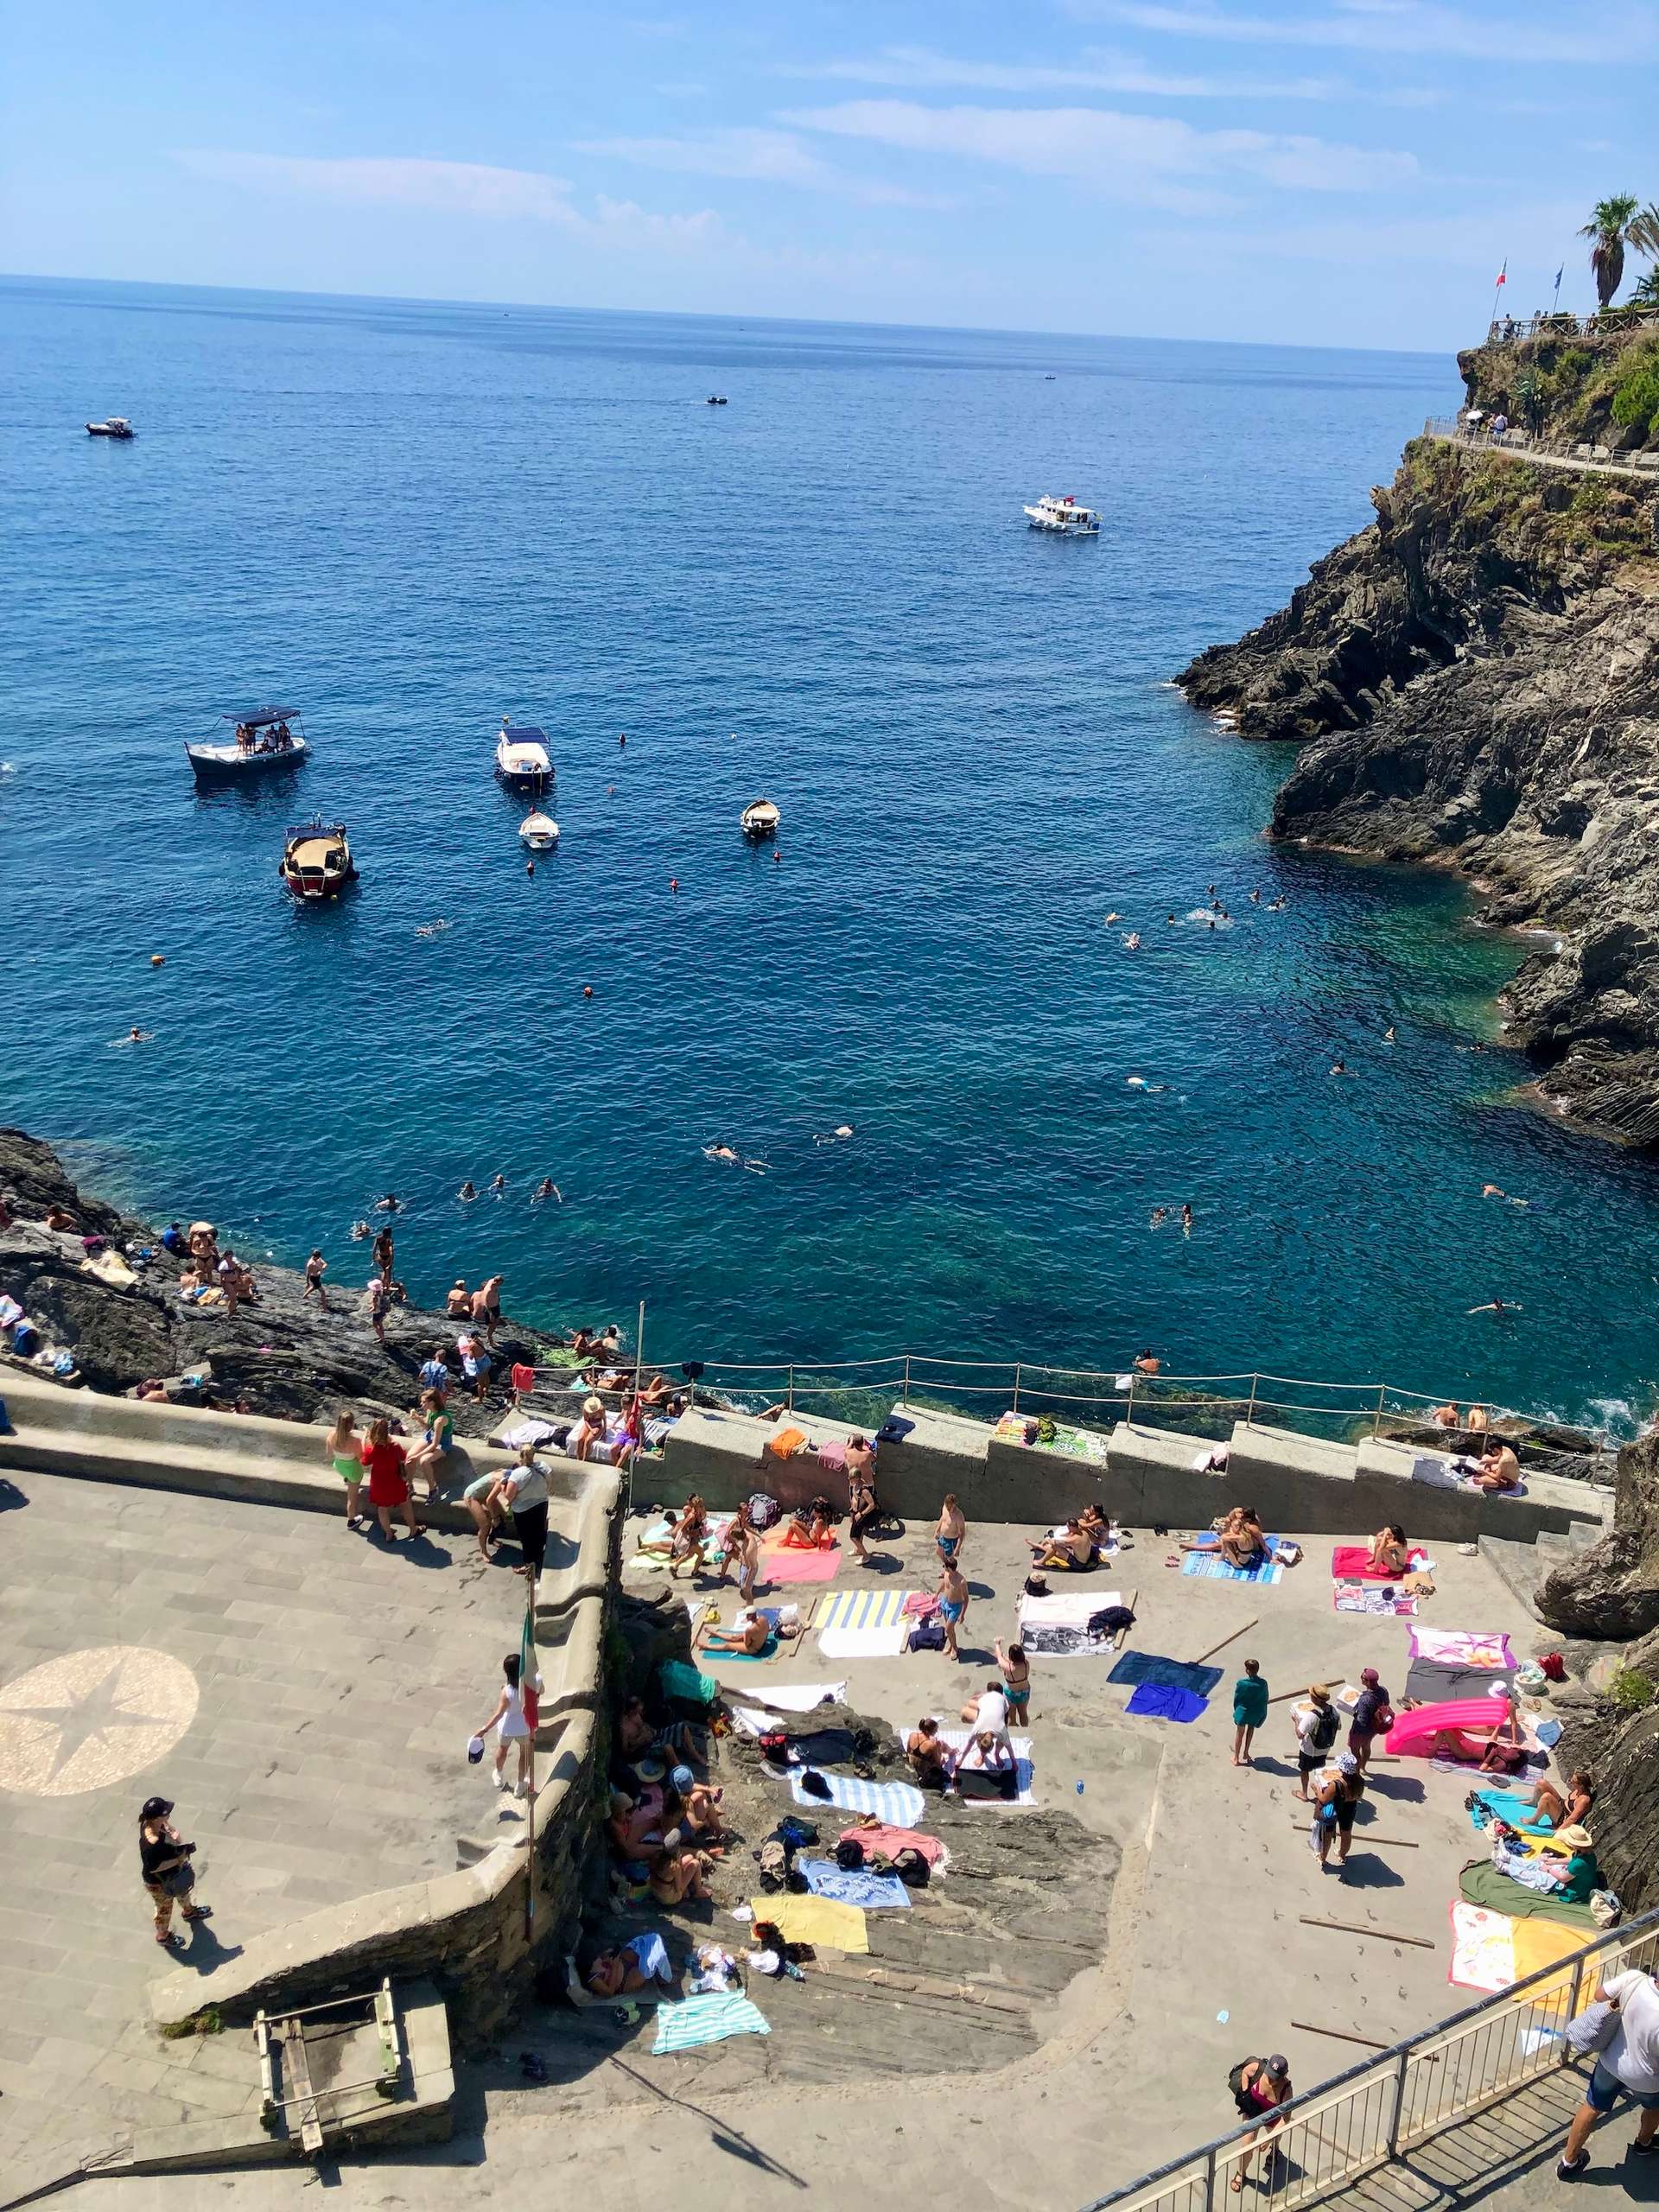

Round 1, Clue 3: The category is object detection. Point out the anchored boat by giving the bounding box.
[279,819,357,900]
[741,799,780,840]
[518,811,559,851]
[186,708,309,786]
[495,719,553,792]
[86,416,135,439]
[1023,493,1101,537]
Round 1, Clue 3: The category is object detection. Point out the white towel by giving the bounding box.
[819,1624,910,1659]
[724,1681,847,1713]
[938,1727,1037,1806]
[1019,1589,1120,1628]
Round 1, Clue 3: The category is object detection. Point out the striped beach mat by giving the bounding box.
[651,1993,771,2056]
[788,1770,926,1827]
[816,1587,912,1633]
[1181,1553,1284,1585]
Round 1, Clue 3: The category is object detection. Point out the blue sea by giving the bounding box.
[3,275,1656,1433]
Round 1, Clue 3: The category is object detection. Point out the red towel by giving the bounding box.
[510,1363,536,1394]
[1332,1545,1402,1582]
[839,1824,944,1866]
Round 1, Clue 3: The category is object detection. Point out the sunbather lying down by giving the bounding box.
[586,1929,675,1998]
[702,1609,771,1655]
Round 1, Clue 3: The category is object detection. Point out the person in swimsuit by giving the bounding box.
[937,1559,969,1660]
[846,1438,880,1564]
[1032,1518,1096,1572]
[936,1495,966,1569]
[1313,1752,1365,1868]
[404,1389,454,1504]
[302,1249,329,1310]
[326,1408,363,1527]
[372,1225,394,1286]
[1367,1524,1410,1574]
[907,1716,950,1788]
[1218,1505,1268,1572]
[474,1649,536,1798]
[702,1610,770,1655]
[719,1498,761,1603]
[668,1494,711,1578]
[1230,2056,1292,2191]
[995,1638,1033,1724]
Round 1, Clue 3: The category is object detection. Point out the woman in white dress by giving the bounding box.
[475,1651,536,1799]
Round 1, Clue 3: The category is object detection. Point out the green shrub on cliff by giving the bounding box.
[1612,358,1659,436]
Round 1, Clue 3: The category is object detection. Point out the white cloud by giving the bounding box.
[573,125,956,207]
[1075,2,1649,65]
[171,152,720,247]
[781,101,1419,204]
[772,41,1342,99]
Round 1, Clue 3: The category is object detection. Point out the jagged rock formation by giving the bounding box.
[1180,331,1659,1150]
[0,1127,575,1429]
[1539,1430,1659,1641]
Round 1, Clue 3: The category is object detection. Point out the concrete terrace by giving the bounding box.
[72,1507,1611,2212]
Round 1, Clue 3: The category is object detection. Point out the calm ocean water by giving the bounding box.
[3,276,1656,1429]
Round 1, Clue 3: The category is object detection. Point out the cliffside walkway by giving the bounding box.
[1421,416,1659,485]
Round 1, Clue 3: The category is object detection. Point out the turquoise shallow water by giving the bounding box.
[3,276,1656,1430]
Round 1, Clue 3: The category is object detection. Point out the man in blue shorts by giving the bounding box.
[1560,1964,1659,2177]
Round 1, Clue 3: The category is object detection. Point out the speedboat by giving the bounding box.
[86,417,134,438]
[495,719,553,791]
[705,395,728,405]
[279,819,357,900]
[519,811,559,850]
[186,708,309,785]
[741,798,780,839]
[1024,493,1101,537]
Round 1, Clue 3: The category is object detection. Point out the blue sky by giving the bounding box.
[4,1,1655,346]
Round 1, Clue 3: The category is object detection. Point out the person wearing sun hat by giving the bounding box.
[1312,1751,1366,1869]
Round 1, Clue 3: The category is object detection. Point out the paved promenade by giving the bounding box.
[63,1511,1616,2212]
[0,1469,530,2180]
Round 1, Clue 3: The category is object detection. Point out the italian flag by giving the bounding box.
[520,1597,541,1732]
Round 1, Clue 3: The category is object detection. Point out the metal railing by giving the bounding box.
[1421,416,1659,480]
[1486,308,1659,344]
[1078,1910,1659,2212]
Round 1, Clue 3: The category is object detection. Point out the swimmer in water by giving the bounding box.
[1181,1201,1193,1231]
[582,986,594,1000]
[619,733,626,751]
[706,1144,740,1165]
[350,1219,372,1241]
[489,1173,506,1196]
[1482,1183,1505,1198]
[113,1026,153,1045]
[1383,1026,1397,1043]
[1166,912,1178,925]
[458,1181,477,1201]
[1127,1076,1147,1090]
[670,877,679,893]
[1206,918,1217,931]
[1125,932,1141,950]
[1331,1059,1351,1077]
[1249,889,1261,905]
[532,1178,557,1203]
[1104,912,1121,926]
[1150,1206,1168,1227]
[1468,1297,1522,1317]
[372,1194,402,1214]
[813,1125,855,1144]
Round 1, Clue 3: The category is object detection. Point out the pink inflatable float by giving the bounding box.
[1384,1697,1519,1764]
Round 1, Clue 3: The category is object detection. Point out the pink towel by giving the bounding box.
[902,1592,942,1620]
[839,1824,944,1866]
[764,1546,842,1584]
[1332,1544,1421,1582]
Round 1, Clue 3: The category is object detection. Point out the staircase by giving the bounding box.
[1478,1518,1604,1623]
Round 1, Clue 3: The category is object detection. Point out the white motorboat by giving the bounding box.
[741,798,780,839]
[86,416,135,439]
[519,811,559,850]
[1024,493,1100,537]
[495,719,553,791]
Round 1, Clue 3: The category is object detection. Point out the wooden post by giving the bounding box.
[1114,1586,1138,1651]
[1192,1618,1257,1667]
[1300,1916,1436,1950]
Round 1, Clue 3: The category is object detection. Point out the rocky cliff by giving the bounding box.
[1180,327,1659,1149]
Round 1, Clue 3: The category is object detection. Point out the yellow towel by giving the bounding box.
[751,1894,868,1954]
[1512,1918,1587,1982]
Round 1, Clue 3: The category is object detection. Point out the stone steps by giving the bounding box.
[1476,1519,1599,1623]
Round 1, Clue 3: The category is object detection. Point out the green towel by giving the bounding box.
[658,1659,719,1707]
[1459,1857,1600,1929]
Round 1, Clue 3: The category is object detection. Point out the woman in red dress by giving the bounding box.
[360,1416,422,1541]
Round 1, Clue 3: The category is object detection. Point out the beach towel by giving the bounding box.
[727,1681,846,1714]
[700,1632,779,1663]
[765,1426,810,1460]
[798,1859,912,1909]
[1018,1589,1116,1627]
[658,1659,720,1707]
[1182,1552,1283,1586]
[1126,1682,1209,1724]
[1332,1545,1428,1582]
[838,1823,944,1868]
[1406,1659,1513,1705]
[818,1624,911,1659]
[817,1587,911,1633]
[1459,1858,1599,1929]
[938,1728,1036,1804]
[753,1892,869,1953]
[1467,1789,1554,1837]
[1448,1902,1586,1993]
[1108,1652,1223,1697]
[788,1770,925,1827]
[765,1545,842,1585]
[1409,1629,1516,1670]
[652,1993,772,2054]
[1334,1585,1417,1618]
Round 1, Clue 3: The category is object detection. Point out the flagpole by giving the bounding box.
[1491,257,1507,334]
[524,1583,536,1942]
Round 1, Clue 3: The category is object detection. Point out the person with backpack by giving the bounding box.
[1311,1752,1365,1869]
[1227,2055,1292,2191]
[1292,1686,1339,1800]
[1348,1668,1394,1770]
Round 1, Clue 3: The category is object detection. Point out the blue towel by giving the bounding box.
[788,1770,925,1826]
[1181,1553,1283,1586]
[1109,1651,1223,1697]
[1126,1681,1209,1723]
[798,1859,913,1909]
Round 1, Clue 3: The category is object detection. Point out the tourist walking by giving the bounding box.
[139,1796,211,1946]
[847,1441,880,1565]
[501,1444,550,1581]
[365,1274,388,1344]
[1232,1657,1268,1766]
[936,1493,966,1569]
[721,1497,761,1602]
[1558,1962,1659,2178]
[1292,1685,1339,1799]
[302,1249,329,1310]
[1348,1668,1393,1770]
[1227,2055,1292,2192]
[937,1557,969,1660]
[475,1651,535,1799]
[360,1416,421,1541]
[326,1408,363,1527]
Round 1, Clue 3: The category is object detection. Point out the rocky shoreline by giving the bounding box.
[0,1126,588,1432]
[1179,333,1659,1152]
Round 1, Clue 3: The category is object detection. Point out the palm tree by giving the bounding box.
[1630,202,1659,260]
[1580,194,1642,308]
[1633,267,1659,311]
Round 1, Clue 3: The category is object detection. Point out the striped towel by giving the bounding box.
[651,1993,770,2056]
[788,1770,926,1827]
[1181,1553,1284,1586]
[798,1859,912,1909]
[816,1587,912,1633]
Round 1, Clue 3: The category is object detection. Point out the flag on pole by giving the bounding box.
[1494,262,1507,287]
[1554,266,1563,288]
[520,1596,541,1732]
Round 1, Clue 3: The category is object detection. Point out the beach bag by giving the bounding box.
[799,1770,832,1802]
[835,1840,866,1872]
[754,1840,787,1888]
[1591,1889,1624,1929]
[1371,1703,1396,1735]
[785,1866,810,1892]
[758,1727,790,1764]
[747,1492,781,1530]
[1024,1575,1050,1598]
[1540,1652,1567,1683]
[1088,1605,1135,1638]
[1566,2000,1620,2057]
[776,1817,818,1850]
[907,1623,945,1653]
[10,1320,38,1357]
[892,1848,930,1889]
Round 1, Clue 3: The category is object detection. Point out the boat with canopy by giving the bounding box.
[186,709,309,785]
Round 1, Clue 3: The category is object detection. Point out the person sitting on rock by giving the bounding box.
[906,1716,950,1789]
[649,1844,713,1909]
[1471,1440,1522,1493]
[445,1278,471,1319]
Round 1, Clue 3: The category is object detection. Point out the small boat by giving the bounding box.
[519,811,559,850]
[279,819,357,900]
[705,395,728,406]
[1024,493,1101,537]
[495,719,553,791]
[86,416,134,438]
[186,708,309,785]
[741,799,780,839]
